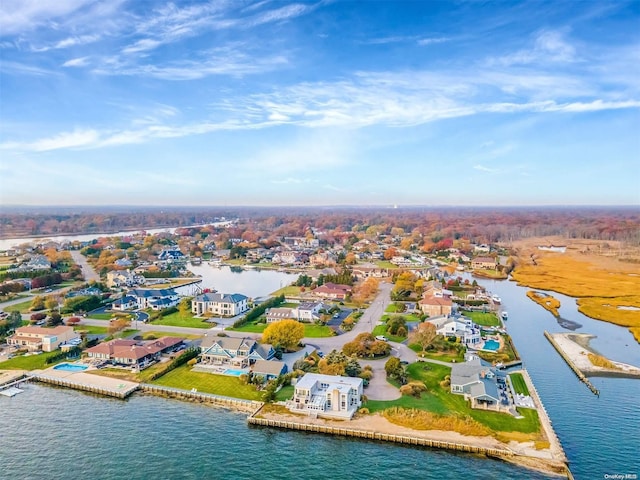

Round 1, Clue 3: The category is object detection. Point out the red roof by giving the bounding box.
[86,337,184,361]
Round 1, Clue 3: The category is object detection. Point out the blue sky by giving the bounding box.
[0,0,638,206]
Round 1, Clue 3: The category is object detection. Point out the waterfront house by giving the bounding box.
[312,283,352,300]
[85,337,185,370]
[419,296,453,317]
[471,256,497,270]
[7,326,79,352]
[191,292,249,316]
[450,357,504,409]
[199,336,274,368]
[288,373,363,420]
[427,315,481,346]
[128,288,179,310]
[251,359,287,381]
[106,270,145,288]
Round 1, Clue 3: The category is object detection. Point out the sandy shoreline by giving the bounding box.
[551,333,640,377]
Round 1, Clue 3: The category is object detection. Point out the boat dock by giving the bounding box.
[544,331,600,395]
[30,369,139,399]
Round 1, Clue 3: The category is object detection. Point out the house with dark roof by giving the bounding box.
[251,359,288,381]
[450,357,505,410]
[191,292,249,316]
[112,295,137,311]
[199,336,274,368]
[128,288,179,310]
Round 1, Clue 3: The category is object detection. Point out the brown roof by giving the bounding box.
[8,335,42,343]
[86,337,184,360]
[16,325,74,336]
[473,256,495,263]
[419,296,453,306]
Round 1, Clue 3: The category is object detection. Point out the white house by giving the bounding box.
[192,292,249,316]
[128,288,179,310]
[288,373,363,419]
[427,315,481,346]
[265,301,326,323]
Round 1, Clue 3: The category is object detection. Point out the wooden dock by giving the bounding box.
[543,331,600,396]
[30,373,140,399]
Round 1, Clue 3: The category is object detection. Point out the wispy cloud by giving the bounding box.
[473,164,499,174]
[487,29,578,67]
[417,37,449,46]
[271,177,310,184]
[0,0,97,36]
[362,35,449,46]
[0,60,59,76]
[62,56,90,68]
[31,34,100,52]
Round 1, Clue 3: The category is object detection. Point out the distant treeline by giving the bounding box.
[1,206,639,245]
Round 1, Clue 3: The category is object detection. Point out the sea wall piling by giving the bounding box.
[543,331,600,395]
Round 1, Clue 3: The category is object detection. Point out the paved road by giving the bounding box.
[70,250,100,282]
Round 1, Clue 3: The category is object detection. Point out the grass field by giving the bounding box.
[87,313,113,320]
[509,373,530,395]
[4,300,34,313]
[74,325,108,334]
[152,364,262,400]
[365,362,541,439]
[269,285,302,297]
[150,312,212,329]
[512,251,640,341]
[88,362,168,383]
[275,384,294,401]
[0,350,65,370]
[460,310,501,327]
[141,331,203,340]
[385,303,404,313]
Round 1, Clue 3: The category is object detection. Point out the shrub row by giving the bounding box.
[233,294,285,328]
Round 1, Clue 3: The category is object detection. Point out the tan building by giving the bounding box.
[7,326,79,352]
[419,296,453,318]
[471,256,496,270]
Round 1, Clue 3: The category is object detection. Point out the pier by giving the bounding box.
[544,331,600,395]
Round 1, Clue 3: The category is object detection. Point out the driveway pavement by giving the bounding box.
[70,250,100,282]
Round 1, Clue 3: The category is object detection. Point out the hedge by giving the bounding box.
[233,294,285,328]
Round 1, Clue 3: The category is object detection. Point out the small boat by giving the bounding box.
[492,294,502,304]
[501,311,508,320]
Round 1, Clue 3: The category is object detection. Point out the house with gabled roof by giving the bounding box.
[450,357,505,409]
[85,337,185,370]
[199,336,274,368]
[128,288,179,310]
[251,359,288,381]
[191,292,249,316]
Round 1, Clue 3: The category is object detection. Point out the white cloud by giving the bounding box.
[417,37,449,46]
[31,34,100,52]
[473,164,499,174]
[488,29,578,67]
[62,56,90,67]
[271,177,309,184]
[122,39,162,55]
[0,0,96,36]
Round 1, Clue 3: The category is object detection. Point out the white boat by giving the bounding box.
[492,294,502,304]
[501,311,508,320]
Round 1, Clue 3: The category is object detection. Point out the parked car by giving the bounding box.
[375,335,388,342]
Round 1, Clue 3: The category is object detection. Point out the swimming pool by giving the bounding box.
[53,363,88,372]
[223,369,246,376]
[482,340,500,351]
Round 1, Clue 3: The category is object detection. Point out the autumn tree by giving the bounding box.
[383,247,398,260]
[108,317,131,336]
[384,357,405,383]
[31,296,45,311]
[262,319,304,352]
[409,322,437,352]
[352,277,379,305]
[178,298,192,319]
[391,271,418,300]
[45,297,59,311]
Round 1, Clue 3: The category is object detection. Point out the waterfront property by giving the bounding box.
[251,359,287,380]
[471,257,497,270]
[427,315,481,346]
[128,288,180,311]
[450,357,507,410]
[419,296,453,317]
[265,301,326,323]
[287,373,363,419]
[7,326,80,352]
[191,292,249,316]
[199,335,274,368]
[85,337,185,370]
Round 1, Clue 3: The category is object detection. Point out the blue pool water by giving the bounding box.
[53,363,88,372]
[223,369,246,376]
[482,340,500,351]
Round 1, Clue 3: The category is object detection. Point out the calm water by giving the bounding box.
[181,264,298,299]
[1,385,556,480]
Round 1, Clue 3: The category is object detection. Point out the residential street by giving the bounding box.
[70,250,100,282]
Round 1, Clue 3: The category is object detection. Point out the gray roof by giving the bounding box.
[194,292,248,303]
[129,288,176,298]
[200,335,255,351]
[252,359,287,376]
[266,308,293,319]
[469,378,500,402]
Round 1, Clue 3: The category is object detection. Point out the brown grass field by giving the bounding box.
[526,291,561,317]
[509,237,640,343]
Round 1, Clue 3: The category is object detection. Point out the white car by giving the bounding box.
[375,335,388,341]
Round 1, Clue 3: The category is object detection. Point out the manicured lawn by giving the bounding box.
[275,384,294,401]
[87,313,113,320]
[461,310,501,327]
[230,322,334,338]
[150,312,212,329]
[269,285,302,297]
[74,325,108,335]
[373,319,407,343]
[374,261,397,269]
[0,351,65,370]
[509,372,530,396]
[89,362,168,383]
[152,364,262,400]
[365,361,540,434]
[142,331,203,340]
[4,300,34,313]
[385,303,404,313]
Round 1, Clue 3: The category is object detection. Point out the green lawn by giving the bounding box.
[385,303,404,313]
[74,325,108,334]
[87,313,113,320]
[509,373,530,396]
[230,322,334,338]
[152,364,262,400]
[269,285,302,297]
[374,261,397,269]
[365,362,540,434]
[460,310,501,327]
[4,300,34,313]
[150,311,212,329]
[142,331,203,340]
[0,350,65,370]
[275,384,294,402]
